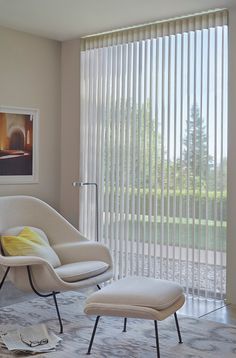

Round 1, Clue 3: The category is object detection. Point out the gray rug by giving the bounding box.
[0,291,236,357]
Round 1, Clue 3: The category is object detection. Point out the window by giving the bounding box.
[80,9,228,299]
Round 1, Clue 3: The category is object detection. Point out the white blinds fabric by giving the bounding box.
[80,9,228,299]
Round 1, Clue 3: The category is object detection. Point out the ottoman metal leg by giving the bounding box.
[174,312,183,344]
[87,316,100,355]
[154,320,160,358]
[123,318,127,332]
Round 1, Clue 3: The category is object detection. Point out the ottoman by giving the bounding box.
[84,276,185,357]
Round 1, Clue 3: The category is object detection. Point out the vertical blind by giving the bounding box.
[80,9,228,299]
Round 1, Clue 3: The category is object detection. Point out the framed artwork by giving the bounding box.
[0,106,39,184]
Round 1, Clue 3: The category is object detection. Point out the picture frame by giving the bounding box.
[0,106,39,184]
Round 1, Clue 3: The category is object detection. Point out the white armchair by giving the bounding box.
[0,195,113,333]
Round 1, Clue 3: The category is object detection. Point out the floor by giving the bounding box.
[1,281,236,326]
[179,296,236,325]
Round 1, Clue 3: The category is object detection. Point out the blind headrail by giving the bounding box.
[81,8,228,50]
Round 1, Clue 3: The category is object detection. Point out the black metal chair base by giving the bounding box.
[0,267,10,290]
[87,313,183,357]
[0,266,64,334]
[26,266,64,334]
[174,312,183,344]
[87,316,100,355]
[122,317,127,332]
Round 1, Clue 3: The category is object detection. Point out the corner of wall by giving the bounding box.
[60,39,81,227]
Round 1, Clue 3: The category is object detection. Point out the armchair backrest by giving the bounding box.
[0,195,86,246]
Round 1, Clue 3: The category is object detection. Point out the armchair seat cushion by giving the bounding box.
[55,261,109,282]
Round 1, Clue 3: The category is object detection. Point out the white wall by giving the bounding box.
[60,40,80,227]
[0,26,61,208]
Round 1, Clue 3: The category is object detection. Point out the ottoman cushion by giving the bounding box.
[86,276,183,310]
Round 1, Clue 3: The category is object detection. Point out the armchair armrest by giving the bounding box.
[0,254,51,267]
[53,241,113,267]
[0,254,71,291]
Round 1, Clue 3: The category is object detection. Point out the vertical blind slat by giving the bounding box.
[109,46,117,273]
[148,39,153,277]
[96,49,102,241]
[160,37,165,279]
[179,33,184,286]
[130,43,137,276]
[214,28,218,299]
[104,47,112,246]
[166,36,170,280]
[173,34,177,282]
[119,43,126,279]
[141,40,148,276]
[198,29,203,297]
[205,28,210,299]
[153,38,159,278]
[192,30,196,297]
[114,45,121,279]
[136,41,142,276]
[186,32,190,295]
[86,51,93,238]
[99,48,107,244]
[220,26,225,300]
[124,43,132,277]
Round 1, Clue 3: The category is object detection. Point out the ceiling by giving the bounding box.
[0,0,235,42]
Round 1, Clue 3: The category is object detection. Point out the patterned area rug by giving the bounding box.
[0,291,236,357]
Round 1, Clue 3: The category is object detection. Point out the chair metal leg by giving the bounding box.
[174,312,183,344]
[154,320,160,358]
[27,266,63,334]
[0,267,10,290]
[123,317,127,332]
[87,316,100,355]
[52,292,63,334]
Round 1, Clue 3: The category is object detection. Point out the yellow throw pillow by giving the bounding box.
[1,226,61,268]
